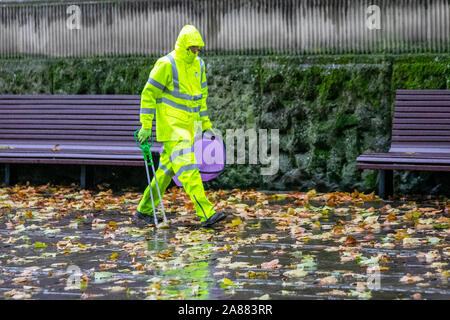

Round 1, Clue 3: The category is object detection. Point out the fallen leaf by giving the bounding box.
[344,236,357,247]
[227,262,252,269]
[283,268,307,278]
[213,270,230,276]
[394,229,410,240]
[12,277,30,284]
[412,293,422,300]
[319,276,338,285]
[94,272,114,282]
[230,218,243,228]
[34,242,48,248]
[100,264,117,270]
[251,293,270,300]
[4,290,31,299]
[221,278,236,288]
[400,274,424,283]
[107,221,117,230]
[349,290,372,299]
[317,289,347,296]
[105,286,126,292]
[427,237,443,244]
[261,259,281,269]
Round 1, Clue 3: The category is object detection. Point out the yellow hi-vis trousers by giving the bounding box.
[137,139,215,222]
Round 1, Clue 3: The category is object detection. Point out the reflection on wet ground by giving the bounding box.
[0,186,448,300]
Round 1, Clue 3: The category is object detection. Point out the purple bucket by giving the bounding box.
[158,131,226,187]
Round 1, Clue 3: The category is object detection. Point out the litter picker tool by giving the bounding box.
[134,129,168,228]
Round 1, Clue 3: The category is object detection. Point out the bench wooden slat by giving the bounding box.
[0,140,159,147]
[0,141,157,148]
[395,106,450,112]
[0,94,139,100]
[393,124,450,130]
[0,152,146,160]
[0,142,150,154]
[396,90,450,95]
[357,156,450,164]
[0,119,142,126]
[0,148,147,156]
[396,95,450,101]
[0,158,144,166]
[390,148,450,153]
[390,141,450,148]
[0,109,139,115]
[0,129,144,136]
[0,144,162,157]
[1,114,139,120]
[0,126,156,135]
[390,143,450,153]
[394,112,450,118]
[394,118,450,124]
[0,140,160,147]
[392,130,450,136]
[358,151,450,157]
[0,152,142,159]
[0,104,140,109]
[0,143,162,157]
[0,124,141,130]
[395,101,450,106]
[1,134,146,141]
[356,163,450,172]
[392,136,450,142]
[0,100,140,106]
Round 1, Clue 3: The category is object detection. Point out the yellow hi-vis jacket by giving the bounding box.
[139,25,212,142]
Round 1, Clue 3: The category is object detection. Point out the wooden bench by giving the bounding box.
[0,94,161,189]
[356,90,450,198]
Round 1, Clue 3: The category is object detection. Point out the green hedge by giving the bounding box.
[1,54,449,194]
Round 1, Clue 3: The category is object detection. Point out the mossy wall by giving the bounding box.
[1,54,450,194]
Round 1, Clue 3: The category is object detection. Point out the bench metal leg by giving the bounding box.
[80,165,86,190]
[4,164,10,187]
[378,169,393,199]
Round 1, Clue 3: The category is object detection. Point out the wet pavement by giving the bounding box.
[0,185,449,300]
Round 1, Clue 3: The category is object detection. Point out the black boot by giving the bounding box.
[201,212,227,227]
[134,210,161,225]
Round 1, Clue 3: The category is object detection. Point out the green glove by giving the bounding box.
[138,128,152,145]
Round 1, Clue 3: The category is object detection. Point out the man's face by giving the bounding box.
[188,46,200,54]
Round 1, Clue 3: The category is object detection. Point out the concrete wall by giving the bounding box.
[0,0,449,57]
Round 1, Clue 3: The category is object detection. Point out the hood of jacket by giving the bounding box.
[174,25,205,64]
